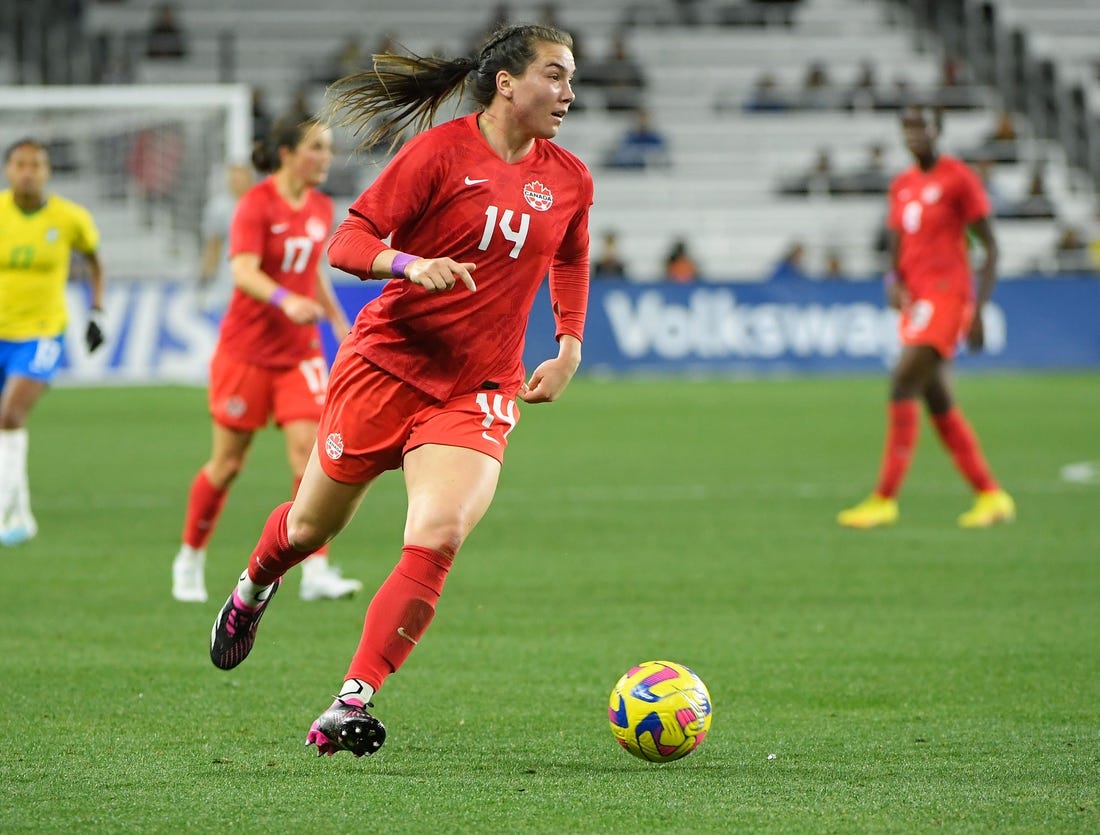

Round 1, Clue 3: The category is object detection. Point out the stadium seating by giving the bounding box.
[50,0,1100,279]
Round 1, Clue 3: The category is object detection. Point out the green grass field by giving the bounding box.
[1,374,1097,833]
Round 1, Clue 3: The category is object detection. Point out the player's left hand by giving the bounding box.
[967,311,985,352]
[519,356,577,404]
[85,309,106,353]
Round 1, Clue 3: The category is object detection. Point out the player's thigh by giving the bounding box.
[287,444,373,546]
[402,444,502,550]
[891,344,941,398]
[281,418,318,477]
[0,338,61,427]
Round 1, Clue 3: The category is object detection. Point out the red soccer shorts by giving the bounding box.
[316,342,519,484]
[208,347,328,431]
[898,293,974,359]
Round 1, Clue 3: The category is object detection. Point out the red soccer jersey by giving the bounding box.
[887,154,989,299]
[217,177,334,367]
[331,113,593,401]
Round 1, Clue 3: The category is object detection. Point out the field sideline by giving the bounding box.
[1,374,1097,833]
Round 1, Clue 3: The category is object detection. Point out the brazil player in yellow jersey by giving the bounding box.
[0,138,107,545]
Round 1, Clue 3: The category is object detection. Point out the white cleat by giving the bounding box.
[172,546,208,603]
[0,515,38,547]
[300,561,363,601]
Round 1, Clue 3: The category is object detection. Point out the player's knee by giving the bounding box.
[0,404,31,429]
[285,512,331,553]
[208,457,246,487]
[406,519,464,560]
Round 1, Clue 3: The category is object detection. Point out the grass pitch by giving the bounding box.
[1,374,1097,833]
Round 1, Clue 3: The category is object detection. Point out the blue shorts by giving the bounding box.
[0,337,65,388]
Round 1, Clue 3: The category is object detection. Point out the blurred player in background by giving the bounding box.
[171,115,361,603]
[196,162,253,311]
[838,105,1015,529]
[0,138,106,546]
[209,22,592,758]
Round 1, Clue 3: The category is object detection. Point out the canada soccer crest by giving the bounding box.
[325,432,344,460]
[522,180,553,212]
[307,217,328,241]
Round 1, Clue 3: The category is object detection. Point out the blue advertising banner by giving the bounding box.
[55,275,1099,385]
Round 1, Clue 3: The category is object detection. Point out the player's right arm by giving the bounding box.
[230,252,324,324]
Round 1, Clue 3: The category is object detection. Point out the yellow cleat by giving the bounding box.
[958,489,1016,528]
[837,494,899,529]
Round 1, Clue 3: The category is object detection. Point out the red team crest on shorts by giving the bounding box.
[325,432,344,460]
[522,181,553,212]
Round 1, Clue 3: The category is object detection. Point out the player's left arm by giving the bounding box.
[966,215,999,352]
[521,198,591,405]
[315,266,352,336]
[82,249,107,353]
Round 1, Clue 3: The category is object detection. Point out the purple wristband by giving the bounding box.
[390,252,419,278]
[269,287,290,306]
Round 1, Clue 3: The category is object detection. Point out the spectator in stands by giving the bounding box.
[1051,225,1092,274]
[196,162,254,311]
[251,87,274,143]
[798,61,839,110]
[588,33,645,111]
[468,2,512,54]
[832,143,890,195]
[768,240,809,281]
[1000,167,1056,220]
[874,75,913,111]
[144,2,187,59]
[672,0,704,26]
[317,35,366,85]
[592,229,628,279]
[605,109,671,170]
[822,248,846,279]
[936,52,981,110]
[539,3,582,63]
[967,110,1019,164]
[777,147,833,196]
[734,71,791,113]
[664,237,699,282]
[845,60,878,112]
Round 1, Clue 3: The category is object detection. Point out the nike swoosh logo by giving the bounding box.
[481,431,500,445]
[396,627,418,645]
[464,176,489,186]
[270,223,289,233]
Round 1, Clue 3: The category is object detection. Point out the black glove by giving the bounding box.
[85,308,105,353]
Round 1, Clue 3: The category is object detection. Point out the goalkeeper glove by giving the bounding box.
[85,308,105,353]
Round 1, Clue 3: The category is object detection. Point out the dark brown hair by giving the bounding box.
[4,137,47,163]
[325,23,573,151]
[251,114,324,173]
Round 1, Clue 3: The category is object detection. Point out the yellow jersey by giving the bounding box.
[0,189,99,340]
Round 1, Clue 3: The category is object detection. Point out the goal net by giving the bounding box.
[0,84,251,280]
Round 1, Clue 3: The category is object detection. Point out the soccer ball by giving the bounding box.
[607,660,712,763]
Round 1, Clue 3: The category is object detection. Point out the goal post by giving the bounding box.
[0,83,251,279]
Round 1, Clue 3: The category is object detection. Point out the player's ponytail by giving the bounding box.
[251,113,323,173]
[326,23,573,152]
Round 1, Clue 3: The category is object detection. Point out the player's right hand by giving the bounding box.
[277,293,326,324]
[405,258,477,293]
[886,280,909,311]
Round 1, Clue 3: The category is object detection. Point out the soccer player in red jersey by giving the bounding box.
[172,115,361,603]
[209,23,591,758]
[838,105,1015,529]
